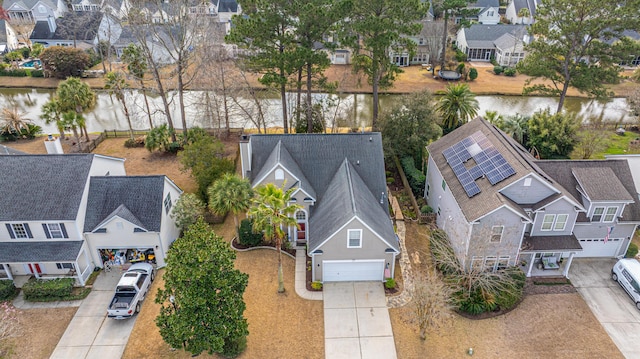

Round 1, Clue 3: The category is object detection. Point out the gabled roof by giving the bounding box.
[572,167,634,202]
[216,0,238,12]
[309,159,398,252]
[5,0,58,11]
[493,33,519,51]
[248,133,387,203]
[462,24,527,49]
[84,176,166,232]
[469,0,498,8]
[510,0,540,18]
[0,240,83,262]
[536,160,640,222]
[31,12,104,41]
[0,154,95,221]
[252,140,316,200]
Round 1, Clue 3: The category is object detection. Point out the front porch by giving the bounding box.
[518,234,583,278]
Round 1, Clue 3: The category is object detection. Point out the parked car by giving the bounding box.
[107,262,155,319]
[612,258,640,309]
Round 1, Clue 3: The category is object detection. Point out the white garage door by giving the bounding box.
[323,260,384,282]
[575,238,622,258]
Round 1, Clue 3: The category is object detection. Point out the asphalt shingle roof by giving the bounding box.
[31,12,103,42]
[463,24,527,49]
[309,160,398,252]
[536,160,640,222]
[521,234,582,252]
[0,240,83,262]
[572,167,634,202]
[0,154,94,221]
[84,176,166,232]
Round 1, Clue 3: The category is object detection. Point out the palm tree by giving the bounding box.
[56,77,96,142]
[437,83,479,132]
[105,71,134,140]
[61,111,84,150]
[0,107,32,136]
[248,183,301,293]
[121,43,154,129]
[517,7,531,25]
[501,114,530,145]
[207,174,254,239]
[41,99,65,140]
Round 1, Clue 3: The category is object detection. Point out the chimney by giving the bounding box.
[44,134,64,154]
[239,133,251,178]
[47,15,56,33]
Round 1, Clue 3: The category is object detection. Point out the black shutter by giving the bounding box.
[42,224,51,239]
[60,223,68,238]
[24,223,33,238]
[5,224,14,239]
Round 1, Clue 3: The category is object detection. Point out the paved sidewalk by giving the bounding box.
[324,282,397,359]
[50,269,138,359]
[294,248,323,301]
[386,220,412,308]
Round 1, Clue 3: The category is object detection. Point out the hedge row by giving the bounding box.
[0,280,16,300]
[238,219,263,247]
[400,156,425,197]
[0,68,44,77]
[22,278,74,301]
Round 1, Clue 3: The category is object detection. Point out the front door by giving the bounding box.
[25,263,43,275]
[297,223,306,241]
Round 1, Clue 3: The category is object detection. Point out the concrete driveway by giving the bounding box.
[570,259,640,359]
[50,269,139,359]
[323,282,396,359]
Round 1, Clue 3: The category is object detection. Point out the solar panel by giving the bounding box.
[443,131,517,197]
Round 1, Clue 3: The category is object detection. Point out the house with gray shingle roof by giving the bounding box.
[455,0,501,25]
[4,0,67,23]
[83,176,182,269]
[455,24,529,66]
[505,0,540,25]
[240,133,400,282]
[426,118,640,278]
[0,154,181,287]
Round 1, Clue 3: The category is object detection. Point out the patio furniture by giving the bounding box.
[542,257,560,270]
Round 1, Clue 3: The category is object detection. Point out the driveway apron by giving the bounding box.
[323,282,397,359]
[570,258,640,359]
[50,269,138,359]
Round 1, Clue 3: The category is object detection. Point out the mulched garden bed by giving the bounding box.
[305,260,323,292]
[231,237,296,257]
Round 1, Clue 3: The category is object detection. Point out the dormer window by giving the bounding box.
[603,207,617,222]
[592,206,617,222]
[275,169,284,180]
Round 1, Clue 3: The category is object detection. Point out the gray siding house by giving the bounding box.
[240,133,400,282]
[425,118,640,278]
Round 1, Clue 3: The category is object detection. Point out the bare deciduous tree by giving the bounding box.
[411,269,453,341]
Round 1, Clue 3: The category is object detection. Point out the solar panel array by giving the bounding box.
[443,131,516,197]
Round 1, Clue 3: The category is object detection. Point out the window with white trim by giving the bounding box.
[490,226,503,243]
[484,256,497,271]
[347,229,362,248]
[603,207,617,222]
[6,223,32,239]
[56,263,74,269]
[553,214,568,231]
[541,214,555,231]
[45,223,66,238]
[164,193,172,214]
[296,211,306,220]
[592,207,604,222]
[275,168,284,180]
[471,256,484,271]
[497,256,510,270]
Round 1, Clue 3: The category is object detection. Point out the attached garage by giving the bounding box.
[322,260,384,282]
[575,238,623,258]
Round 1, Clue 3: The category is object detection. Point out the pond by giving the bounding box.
[0,88,632,134]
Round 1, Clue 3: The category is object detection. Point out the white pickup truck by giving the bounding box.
[107,263,155,319]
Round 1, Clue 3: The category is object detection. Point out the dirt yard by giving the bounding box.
[390,221,623,358]
[123,213,325,359]
[1,307,77,359]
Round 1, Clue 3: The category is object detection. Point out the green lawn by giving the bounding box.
[573,130,640,159]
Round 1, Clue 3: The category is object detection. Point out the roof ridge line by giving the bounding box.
[344,159,357,214]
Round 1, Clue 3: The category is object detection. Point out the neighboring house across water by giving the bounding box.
[505,0,540,25]
[0,20,20,53]
[30,12,122,49]
[240,134,400,282]
[425,118,640,279]
[456,24,529,66]
[455,0,500,25]
[0,154,181,287]
[4,0,66,23]
[113,25,177,64]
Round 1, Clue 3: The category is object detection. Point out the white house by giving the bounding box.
[456,24,529,65]
[4,0,67,22]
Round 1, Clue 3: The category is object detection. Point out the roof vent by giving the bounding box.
[369,136,372,141]
[356,160,360,165]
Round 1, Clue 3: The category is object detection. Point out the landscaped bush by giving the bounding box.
[0,280,16,300]
[30,69,44,77]
[400,156,425,197]
[503,67,516,77]
[22,278,74,301]
[385,278,396,289]
[455,50,467,62]
[0,68,27,77]
[238,219,263,246]
[311,281,323,290]
[469,67,478,81]
[420,205,433,214]
[626,243,639,258]
[493,66,504,75]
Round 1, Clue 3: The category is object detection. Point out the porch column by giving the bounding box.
[526,254,535,277]
[2,264,13,281]
[74,260,85,286]
[563,252,575,278]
